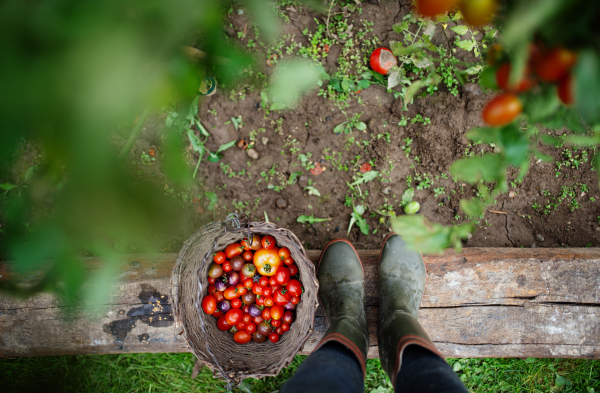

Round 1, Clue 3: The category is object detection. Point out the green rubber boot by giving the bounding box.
[377,234,443,385]
[312,239,369,376]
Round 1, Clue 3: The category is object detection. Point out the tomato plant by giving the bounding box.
[533,47,577,82]
[495,64,536,92]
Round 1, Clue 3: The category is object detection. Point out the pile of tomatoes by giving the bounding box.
[201,234,304,345]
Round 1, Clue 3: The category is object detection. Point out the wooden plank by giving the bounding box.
[1,248,599,359]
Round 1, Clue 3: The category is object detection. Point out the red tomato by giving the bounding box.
[213,291,224,302]
[286,280,303,297]
[252,283,264,296]
[274,289,292,305]
[482,93,523,126]
[242,305,250,314]
[276,327,285,336]
[224,287,239,300]
[244,278,254,289]
[271,284,281,294]
[236,283,247,296]
[278,247,291,260]
[288,264,299,276]
[271,319,282,327]
[360,163,372,174]
[281,323,290,332]
[253,316,264,325]
[283,257,294,266]
[370,47,397,75]
[533,47,577,82]
[213,251,226,264]
[275,267,291,286]
[269,277,277,286]
[415,0,458,17]
[236,322,246,331]
[269,333,280,343]
[233,331,252,344]
[256,296,265,306]
[242,313,252,324]
[259,277,269,287]
[223,261,232,272]
[231,298,242,309]
[243,251,254,262]
[213,311,223,318]
[271,305,284,320]
[459,0,497,27]
[241,234,262,251]
[207,284,216,294]
[261,235,277,250]
[217,315,231,331]
[245,322,257,334]
[283,311,295,324]
[225,243,245,259]
[263,287,272,297]
[558,74,574,105]
[208,277,216,284]
[495,63,536,92]
[202,295,217,315]
[225,309,243,325]
[264,297,275,307]
[291,296,301,305]
[262,308,271,320]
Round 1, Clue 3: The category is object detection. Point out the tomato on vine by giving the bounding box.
[558,74,574,105]
[495,63,536,92]
[415,0,458,18]
[533,47,577,82]
[482,93,523,126]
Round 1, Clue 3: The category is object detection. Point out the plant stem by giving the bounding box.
[120,109,151,159]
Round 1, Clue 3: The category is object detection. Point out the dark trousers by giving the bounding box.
[280,342,468,393]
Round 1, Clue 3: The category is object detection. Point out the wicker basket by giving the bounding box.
[171,215,319,384]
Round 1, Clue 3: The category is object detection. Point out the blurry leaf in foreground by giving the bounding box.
[390,215,474,254]
[269,59,325,108]
[574,50,600,125]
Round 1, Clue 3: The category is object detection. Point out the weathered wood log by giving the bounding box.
[1,248,599,359]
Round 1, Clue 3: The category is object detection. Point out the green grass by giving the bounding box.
[0,354,598,392]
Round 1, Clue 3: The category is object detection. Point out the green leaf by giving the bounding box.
[355,122,367,131]
[565,134,600,146]
[555,374,571,387]
[466,127,501,145]
[524,86,560,122]
[0,183,18,191]
[195,119,211,138]
[533,149,553,162]
[479,66,498,90]
[288,171,302,184]
[334,123,346,134]
[187,129,205,154]
[450,25,469,35]
[401,188,414,206]
[357,79,371,90]
[246,0,279,42]
[185,96,200,123]
[455,39,476,52]
[216,140,236,154]
[352,204,369,235]
[349,171,379,186]
[392,21,410,33]
[24,166,35,182]
[207,152,222,163]
[450,154,505,183]
[297,215,330,224]
[574,50,600,124]
[403,74,441,108]
[498,125,529,166]
[464,65,483,75]
[390,215,474,254]
[304,186,321,196]
[594,152,600,188]
[205,192,218,210]
[460,198,484,217]
[502,0,563,50]
[540,134,562,147]
[269,59,324,108]
[390,41,419,56]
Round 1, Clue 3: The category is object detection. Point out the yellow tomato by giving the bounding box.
[460,0,497,27]
[253,248,282,276]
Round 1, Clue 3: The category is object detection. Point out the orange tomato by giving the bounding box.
[415,0,458,17]
[253,248,282,276]
[482,93,523,126]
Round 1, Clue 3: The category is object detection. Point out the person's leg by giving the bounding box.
[280,342,363,393]
[377,234,467,392]
[281,239,368,393]
[394,345,467,393]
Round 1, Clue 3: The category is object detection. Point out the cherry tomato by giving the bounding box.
[261,235,277,250]
[533,47,577,82]
[242,305,250,314]
[264,297,275,307]
[281,323,290,332]
[262,308,271,320]
[275,267,291,286]
[256,296,265,306]
[271,284,281,294]
[241,234,262,251]
[274,289,292,305]
[495,63,536,92]
[269,277,277,286]
[415,0,458,17]
[286,280,303,297]
[252,283,264,296]
[224,287,239,300]
[482,93,523,126]
[207,284,216,294]
[271,305,284,320]
[243,251,254,262]
[241,263,256,278]
[225,243,245,259]
[233,330,252,344]
[370,47,397,75]
[269,333,280,343]
[459,0,497,27]
[208,277,216,284]
[217,315,231,331]
[558,74,574,105]
[257,322,272,336]
[263,287,272,297]
[288,264,299,276]
[291,296,301,305]
[242,313,252,324]
[213,251,226,264]
[282,311,295,324]
[253,316,264,325]
[236,283,247,296]
[222,261,232,273]
[283,257,294,266]
[231,298,242,309]
[276,327,285,336]
[245,322,257,334]
[259,277,269,287]
[213,291,224,302]
[278,247,291,260]
[229,325,239,335]
[213,310,223,318]
[271,319,282,327]
[225,309,243,325]
[236,321,246,331]
[202,295,217,315]
[208,263,223,278]
[244,278,254,289]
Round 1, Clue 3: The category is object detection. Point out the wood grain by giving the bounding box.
[1,248,599,359]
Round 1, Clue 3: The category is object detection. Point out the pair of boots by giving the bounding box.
[312,234,442,386]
